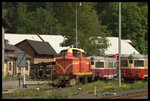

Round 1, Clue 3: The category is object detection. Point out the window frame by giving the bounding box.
[121,60,128,67]
[134,60,144,67]
[9,62,11,71]
[96,62,104,68]
[108,62,113,68]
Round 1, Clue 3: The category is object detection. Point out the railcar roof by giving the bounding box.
[88,56,116,61]
[61,48,85,53]
[121,54,148,59]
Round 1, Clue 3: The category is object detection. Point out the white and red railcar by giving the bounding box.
[89,56,117,80]
[120,54,148,80]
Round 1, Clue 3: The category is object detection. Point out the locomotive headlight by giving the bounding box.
[136,70,139,73]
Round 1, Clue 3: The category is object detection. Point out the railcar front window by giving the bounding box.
[96,62,104,68]
[121,60,128,67]
[134,60,144,67]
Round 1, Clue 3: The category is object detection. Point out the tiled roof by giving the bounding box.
[5,44,32,59]
[25,39,57,56]
[5,33,69,53]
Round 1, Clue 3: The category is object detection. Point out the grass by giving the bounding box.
[2,79,148,99]
[2,75,18,81]
[3,74,35,81]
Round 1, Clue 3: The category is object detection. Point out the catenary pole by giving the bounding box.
[76,2,78,48]
[118,2,121,87]
[75,2,82,48]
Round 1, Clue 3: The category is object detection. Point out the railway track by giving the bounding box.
[90,89,148,99]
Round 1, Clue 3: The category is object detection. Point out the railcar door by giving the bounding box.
[128,59,133,78]
[144,59,148,76]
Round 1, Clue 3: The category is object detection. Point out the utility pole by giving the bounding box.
[118,2,121,87]
[2,27,5,78]
[76,2,78,48]
[76,2,82,48]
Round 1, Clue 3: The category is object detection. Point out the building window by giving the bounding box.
[134,60,144,67]
[121,60,128,67]
[13,62,14,69]
[6,63,8,72]
[9,62,11,71]
[26,62,28,70]
[96,62,104,68]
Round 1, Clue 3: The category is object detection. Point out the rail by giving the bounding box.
[89,89,148,99]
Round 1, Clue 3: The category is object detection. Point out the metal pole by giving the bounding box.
[76,2,78,48]
[118,2,121,87]
[2,27,4,78]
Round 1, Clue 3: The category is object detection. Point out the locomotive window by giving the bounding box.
[129,60,133,64]
[73,51,78,57]
[78,51,81,57]
[91,62,94,65]
[61,51,67,57]
[121,60,128,67]
[82,53,86,57]
[96,62,104,68]
[134,60,144,67]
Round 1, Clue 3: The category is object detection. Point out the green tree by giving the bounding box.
[2,2,7,17]
[54,2,110,56]
[96,2,148,54]
[4,2,18,33]
[16,2,28,33]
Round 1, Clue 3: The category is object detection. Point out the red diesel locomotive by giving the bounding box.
[120,54,148,81]
[89,56,117,80]
[52,48,93,87]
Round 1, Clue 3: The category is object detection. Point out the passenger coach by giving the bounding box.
[120,54,148,81]
[89,56,117,80]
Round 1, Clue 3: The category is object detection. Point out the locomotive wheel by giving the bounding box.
[144,77,148,81]
[53,79,60,86]
[69,79,76,86]
[76,76,80,84]
[84,76,88,84]
[88,75,93,83]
